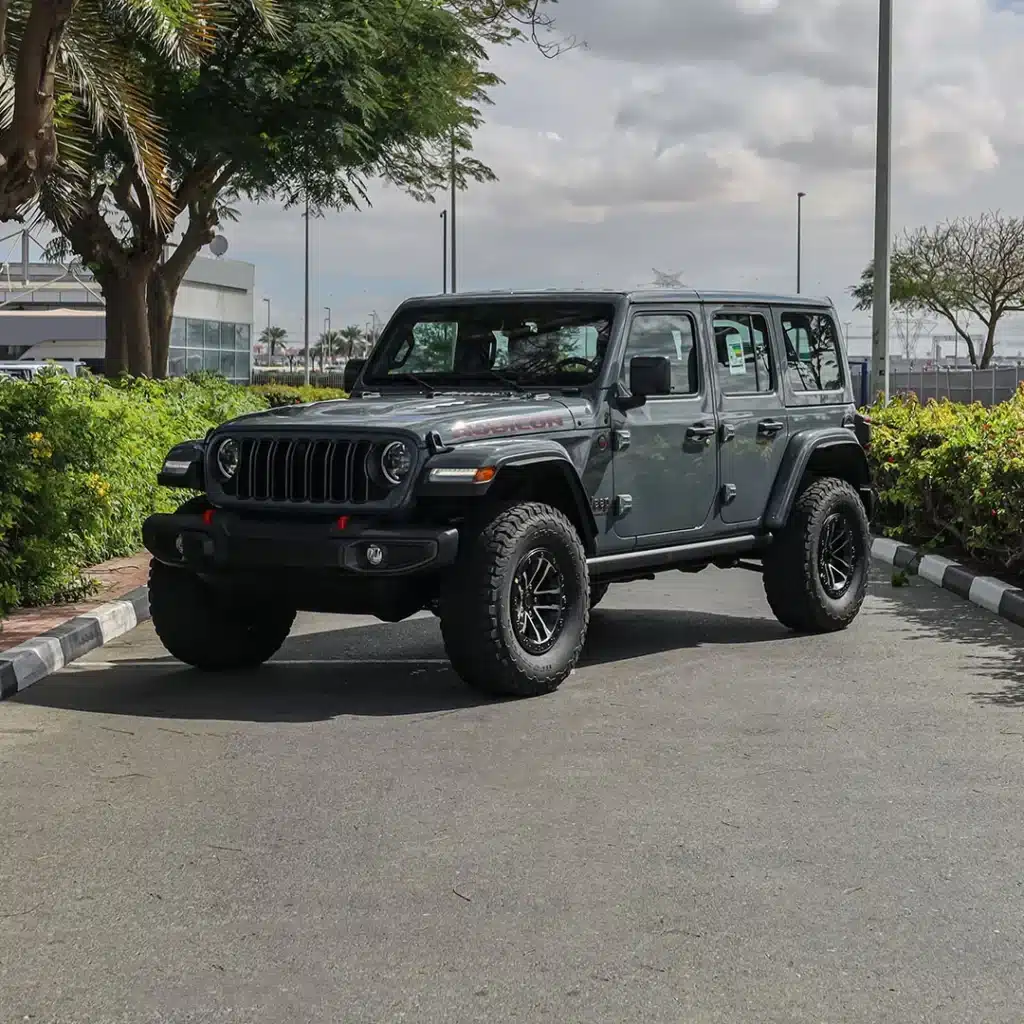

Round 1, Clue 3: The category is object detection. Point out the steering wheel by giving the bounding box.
[554,357,596,373]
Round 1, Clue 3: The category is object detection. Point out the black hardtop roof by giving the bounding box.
[396,288,834,310]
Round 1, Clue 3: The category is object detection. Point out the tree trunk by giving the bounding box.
[96,270,128,378]
[0,0,79,220]
[979,321,998,370]
[122,263,153,377]
[148,268,175,379]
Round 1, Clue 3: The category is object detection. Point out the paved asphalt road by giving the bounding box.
[3,565,1024,1024]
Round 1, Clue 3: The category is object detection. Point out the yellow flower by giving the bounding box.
[26,431,43,444]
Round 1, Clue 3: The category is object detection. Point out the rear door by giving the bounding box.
[709,306,789,526]
[611,306,719,544]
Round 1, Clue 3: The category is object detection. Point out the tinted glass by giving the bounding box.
[170,318,186,348]
[235,323,251,352]
[186,319,204,350]
[168,348,186,376]
[622,313,699,395]
[714,313,774,395]
[781,312,844,392]
[365,302,617,387]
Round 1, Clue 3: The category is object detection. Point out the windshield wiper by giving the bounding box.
[457,369,531,394]
[385,372,437,396]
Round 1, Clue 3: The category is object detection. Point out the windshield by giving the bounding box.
[364,301,618,388]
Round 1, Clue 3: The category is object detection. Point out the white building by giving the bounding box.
[0,233,254,382]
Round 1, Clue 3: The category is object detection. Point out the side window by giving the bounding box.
[622,313,699,395]
[781,312,844,392]
[713,313,775,395]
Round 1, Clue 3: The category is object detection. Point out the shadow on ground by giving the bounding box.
[865,574,1024,708]
[14,608,790,723]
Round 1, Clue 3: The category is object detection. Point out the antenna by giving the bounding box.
[209,235,229,258]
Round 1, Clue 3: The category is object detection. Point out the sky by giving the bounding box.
[219,0,1024,357]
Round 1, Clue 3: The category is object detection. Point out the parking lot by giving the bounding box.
[3,565,1024,1023]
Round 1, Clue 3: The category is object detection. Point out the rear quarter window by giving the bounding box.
[780,311,845,393]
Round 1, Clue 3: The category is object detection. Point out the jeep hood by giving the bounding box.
[224,392,589,444]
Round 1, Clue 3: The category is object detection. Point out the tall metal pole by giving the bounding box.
[871,0,893,403]
[796,192,806,293]
[303,192,310,386]
[450,134,457,293]
[324,306,331,333]
[440,209,448,294]
[263,297,271,331]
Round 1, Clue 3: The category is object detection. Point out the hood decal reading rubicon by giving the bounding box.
[450,412,565,440]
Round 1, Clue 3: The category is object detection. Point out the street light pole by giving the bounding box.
[796,192,806,293]
[324,306,331,333]
[263,297,271,331]
[450,133,457,293]
[303,191,310,386]
[440,209,448,294]
[870,0,893,403]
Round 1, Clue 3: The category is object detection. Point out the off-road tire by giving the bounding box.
[439,502,590,698]
[148,559,296,671]
[590,582,610,610]
[763,476,870,633]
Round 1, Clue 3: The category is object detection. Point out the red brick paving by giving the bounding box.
[0,553,150,653]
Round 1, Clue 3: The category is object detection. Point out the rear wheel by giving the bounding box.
[763,477,870,633]
[149,560,296,671]
[439,502,590,698]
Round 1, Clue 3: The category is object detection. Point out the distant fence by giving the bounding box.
[846,359,1024,408]
[251,368,349,389]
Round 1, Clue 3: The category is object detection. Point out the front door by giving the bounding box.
[612,308,719,544]
[709,307,790,525]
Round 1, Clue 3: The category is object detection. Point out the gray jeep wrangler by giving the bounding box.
[143,289,873,698]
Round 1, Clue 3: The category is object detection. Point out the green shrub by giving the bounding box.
[868,385,1024,570]
[0,371,266,614]
[250,384,347,407]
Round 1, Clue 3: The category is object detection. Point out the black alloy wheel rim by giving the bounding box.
[818,511,858,599]
[511,547,567,655]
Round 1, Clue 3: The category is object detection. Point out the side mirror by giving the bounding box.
[629,355,672,397]
[343,358,366,392]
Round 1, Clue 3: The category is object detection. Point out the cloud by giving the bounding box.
[229,0,1024,355]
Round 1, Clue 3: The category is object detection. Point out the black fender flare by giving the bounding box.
[417,438,598,549]
[764,428,871,530]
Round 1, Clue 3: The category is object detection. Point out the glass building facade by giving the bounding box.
[168,317,252,383]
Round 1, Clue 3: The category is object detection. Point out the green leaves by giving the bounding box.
[868,388,1024,571]
[0,372,267,614]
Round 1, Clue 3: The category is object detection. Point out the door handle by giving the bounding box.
[757,419,785,437]
[686,423,716,441]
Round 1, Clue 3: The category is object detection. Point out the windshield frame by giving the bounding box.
[362,297,625,391]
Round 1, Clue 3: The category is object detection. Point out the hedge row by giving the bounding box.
[0,373,274,614]
[250,384,348,407]
[867,386,1024,572]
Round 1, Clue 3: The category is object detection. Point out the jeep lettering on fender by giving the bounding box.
[144,288,872,699]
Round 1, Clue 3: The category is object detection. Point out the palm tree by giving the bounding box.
[259,325,288,363]
[317,329,346,366]
[0,0,279,223]
[339,324,364,360]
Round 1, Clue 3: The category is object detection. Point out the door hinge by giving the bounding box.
[614,494,633,516]
[612,429,631,452]
[720,483,737,505]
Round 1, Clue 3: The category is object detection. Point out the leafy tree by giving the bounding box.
[40,0,562,377]
[258,324,287,360]
[338,324,364,359]
[0,0,277,222]
[851,213,1024,369]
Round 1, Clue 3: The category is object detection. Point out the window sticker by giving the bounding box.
[727,335,747,375]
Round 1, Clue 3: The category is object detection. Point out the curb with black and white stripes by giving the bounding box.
[871,537,1024,629]
[0,587,149,701]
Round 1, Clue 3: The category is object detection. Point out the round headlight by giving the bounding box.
[215,438,240,480]
[380,440,413,485]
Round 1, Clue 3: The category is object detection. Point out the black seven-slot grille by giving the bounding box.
[219,437,394,504]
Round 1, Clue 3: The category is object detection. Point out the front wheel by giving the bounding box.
[762,477,870,633]
[439,502,590,698]
[149,560,296,671]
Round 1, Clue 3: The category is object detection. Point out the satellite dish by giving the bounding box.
[209,235,229,257]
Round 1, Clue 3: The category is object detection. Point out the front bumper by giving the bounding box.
[142,509,459,577]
